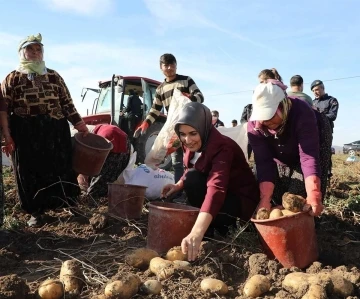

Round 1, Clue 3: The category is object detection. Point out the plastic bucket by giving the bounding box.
[251,210,318,268]
[108,183,147,219]
[72,132,113,176]
[147,202,199,254]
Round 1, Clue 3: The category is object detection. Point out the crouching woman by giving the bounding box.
[161,102,260,261]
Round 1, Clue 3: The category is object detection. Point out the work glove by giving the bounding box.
[304,175,323,217]
[1,134,15,157]
[133,121,149,138]
[257,181,275,211]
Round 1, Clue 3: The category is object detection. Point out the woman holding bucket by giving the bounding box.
[161,102,260,261]
[79,124,131,198]
[247,79,332,217]
[0,33,88,227]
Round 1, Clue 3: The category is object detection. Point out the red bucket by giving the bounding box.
[147,202,199,254]
[251,210,318,268]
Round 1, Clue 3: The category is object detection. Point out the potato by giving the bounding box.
[243,274,271,298]
[140,280,162,295]
[125,248,159,269]
[149,257,174,280]
[173,260,191,270]
[59,259,84,295]
[282,192,306,212]
[269,208,283,219]
[165,246,187,261]
[281,209,297,216]
[330,274,354,297]
[104,274,141,299]
[256,208,270,220]
[38,279,64,299]
[302,284,327,299]
[200,278,228,295]
[282,272,311,293]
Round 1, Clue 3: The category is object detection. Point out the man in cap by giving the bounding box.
[311,80,339,178]
[288,75,313,106]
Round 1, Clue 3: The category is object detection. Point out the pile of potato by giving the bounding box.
[256,192,307,220]
[37,259,84,299]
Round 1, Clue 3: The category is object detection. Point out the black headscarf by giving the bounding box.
[174,102,212,152]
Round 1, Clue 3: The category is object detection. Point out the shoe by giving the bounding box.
[27,214,44,228]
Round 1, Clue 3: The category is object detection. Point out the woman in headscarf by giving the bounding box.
[247,79,332,218]
[0,33,88,227]
[78,124,131,198]
[161,102,259,261]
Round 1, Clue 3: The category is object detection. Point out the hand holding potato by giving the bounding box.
[181,232,203,261]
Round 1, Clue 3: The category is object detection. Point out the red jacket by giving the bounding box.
[181,128,260,221]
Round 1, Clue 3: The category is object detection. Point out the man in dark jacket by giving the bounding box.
[125,89,142,142]
[311,80,339,178]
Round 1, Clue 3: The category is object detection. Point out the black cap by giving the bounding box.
[310,80,323,91]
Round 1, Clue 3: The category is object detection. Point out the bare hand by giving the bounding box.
[75,123,89,136]
[181,232,203,261]
[161,184,180,198]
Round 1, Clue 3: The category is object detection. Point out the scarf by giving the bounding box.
[17,47,47,79]
[174,102,212,152]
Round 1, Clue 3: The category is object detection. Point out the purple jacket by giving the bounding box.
[247,97,321,184]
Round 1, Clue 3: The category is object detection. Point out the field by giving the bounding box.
[0,154,359,298]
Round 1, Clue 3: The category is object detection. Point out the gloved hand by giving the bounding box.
[304,175,323,217]
[133,121,149,138]
[74,122,89,136]
[1,134,15,157]
[257,181,275,210]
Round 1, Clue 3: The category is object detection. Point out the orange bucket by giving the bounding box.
[72,132,113,176]
[251,210,318,268]
[108,183,147,219]
[147,202,199,254]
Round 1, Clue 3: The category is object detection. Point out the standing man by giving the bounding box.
[287,75,313,106]
[124,89,142,143]
[231,119,238,127]
[134,53,204,201]
[311,80,339,178]
[211,110,224,127]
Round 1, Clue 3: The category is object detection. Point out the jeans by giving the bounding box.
[171,147,184,183]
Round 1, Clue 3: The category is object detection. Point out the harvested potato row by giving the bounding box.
[38,279,64,299]
[200,278,228,295]
[59,259,84,296]
[125,248,159,269]
[165,246,187,261]
[243,274,271,298]
[104,274,141,299]
[282,192,306,212]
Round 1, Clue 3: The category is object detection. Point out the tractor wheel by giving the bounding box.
[135,122,172,170]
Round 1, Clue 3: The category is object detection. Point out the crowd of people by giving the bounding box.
[0,33,339,261]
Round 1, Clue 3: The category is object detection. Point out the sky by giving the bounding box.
[0,0,359,147]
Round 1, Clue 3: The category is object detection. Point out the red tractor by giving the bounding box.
[81,74,171,169]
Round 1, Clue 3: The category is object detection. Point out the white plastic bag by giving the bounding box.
[217,123,249,160]
[145,89,191,169]
[121,164,175,200]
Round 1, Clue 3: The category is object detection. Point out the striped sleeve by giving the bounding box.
[145,87,163,125]
[187,77,204,103]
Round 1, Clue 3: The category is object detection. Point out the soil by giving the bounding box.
[1,155,359,298]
